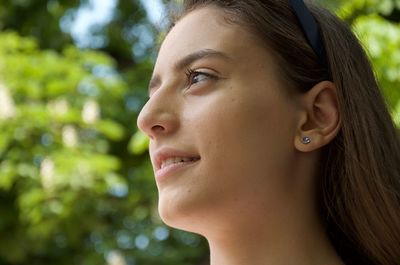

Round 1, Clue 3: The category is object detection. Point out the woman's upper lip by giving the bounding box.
[151,147,201,170]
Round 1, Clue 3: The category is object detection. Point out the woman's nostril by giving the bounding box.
[152,124,165,133]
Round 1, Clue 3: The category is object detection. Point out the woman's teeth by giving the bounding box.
[160,157,199,169]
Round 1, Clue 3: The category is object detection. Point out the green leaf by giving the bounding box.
[0,161,17,190]
[95,119,125,140]
[128,130,149,155]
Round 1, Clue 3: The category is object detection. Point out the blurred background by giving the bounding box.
[0,0,399,265]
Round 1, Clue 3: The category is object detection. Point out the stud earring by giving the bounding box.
[301,136,311,144]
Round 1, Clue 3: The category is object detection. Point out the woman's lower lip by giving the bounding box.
[155,160,199,181]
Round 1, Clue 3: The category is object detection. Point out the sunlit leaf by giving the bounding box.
[128,130,149,155]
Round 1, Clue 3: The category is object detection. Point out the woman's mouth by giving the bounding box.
[152,148,201,181]
[160,156,200,169]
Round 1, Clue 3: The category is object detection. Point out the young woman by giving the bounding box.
[137,1,400,264]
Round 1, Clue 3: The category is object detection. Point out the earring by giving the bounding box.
[301,136,311,144]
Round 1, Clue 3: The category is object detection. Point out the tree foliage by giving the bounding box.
[332,0,400,125]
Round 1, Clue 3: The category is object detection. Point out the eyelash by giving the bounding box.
[185,68,217,88]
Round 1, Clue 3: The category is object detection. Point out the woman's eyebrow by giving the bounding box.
[174,48,231,71]
[148,49,231,96]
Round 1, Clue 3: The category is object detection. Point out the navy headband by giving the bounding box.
[288,0,327,67]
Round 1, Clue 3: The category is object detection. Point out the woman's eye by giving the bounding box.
[186,69,216,87]
[192,72,209,84]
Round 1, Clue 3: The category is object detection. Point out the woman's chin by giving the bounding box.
[158,193,187,225]
[157,193,212,234]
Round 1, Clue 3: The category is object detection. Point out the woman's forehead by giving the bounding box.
[161,8,237,55]
[154,7,269,73]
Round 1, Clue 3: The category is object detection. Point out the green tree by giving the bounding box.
[330,0,400,125]
[0,0,157,66]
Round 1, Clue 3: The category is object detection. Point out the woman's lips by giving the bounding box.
[151,147,201,181]
[155,158,200,181]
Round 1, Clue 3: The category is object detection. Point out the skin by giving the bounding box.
[137,6,343,265]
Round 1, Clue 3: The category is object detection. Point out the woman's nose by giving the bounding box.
[136,92,178,140]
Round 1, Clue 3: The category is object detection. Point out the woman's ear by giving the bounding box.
[294,81,341,152]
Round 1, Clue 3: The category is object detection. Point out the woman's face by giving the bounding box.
[137,7,303,232]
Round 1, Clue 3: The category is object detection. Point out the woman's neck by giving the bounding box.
[205,202,344,265]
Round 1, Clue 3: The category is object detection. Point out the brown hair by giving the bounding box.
[174,1,400,264]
